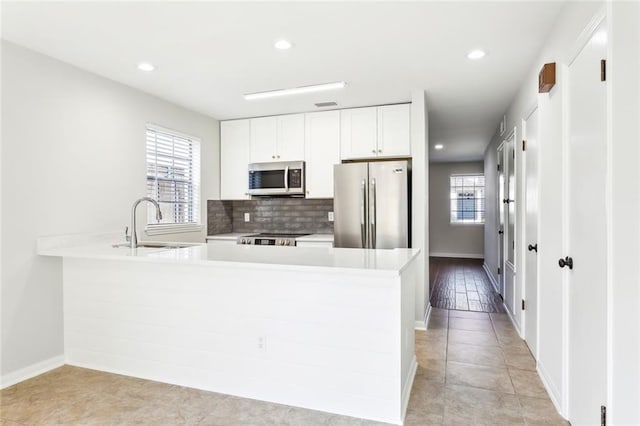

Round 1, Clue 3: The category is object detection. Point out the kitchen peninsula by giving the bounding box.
[38,234,420,425]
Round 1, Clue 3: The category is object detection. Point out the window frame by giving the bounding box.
[144,123,203,236]
[449,173,486,226]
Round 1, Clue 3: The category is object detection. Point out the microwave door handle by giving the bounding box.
[361,179,367,248]
[284,166,289,191]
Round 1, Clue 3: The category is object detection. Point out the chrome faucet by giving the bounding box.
[127,197,163,249]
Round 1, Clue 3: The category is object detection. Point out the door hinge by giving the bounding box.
[497,164,501,172]
[498,267,501,275]
[512,241,515,249]
[522,299,525,310]
[522,140,526,151]
[601,60,606,82]
[512,149,515,159]
[601,405,606,426]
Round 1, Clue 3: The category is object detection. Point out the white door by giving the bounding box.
[220,120,251,200]
[340,107,377,160]
[377,104,411,157]
[497,144,506,297]
[524,107,539,358]
[250,116,277,163]
[566,21,607,424]
[304,111,340,198]
[504,133,517,318]
[276,114,305,161]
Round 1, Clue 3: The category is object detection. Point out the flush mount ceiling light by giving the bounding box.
[274,39,293,50]
[467,49,486,60]
[137,62,155,71]
[434,144,444,150]
[244,81,346,100]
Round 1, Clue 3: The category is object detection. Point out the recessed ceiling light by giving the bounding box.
[467,49,486,60]
[244,81,346,100]
[137,62,155,72]
[274,40,293,50]
[434,144,444,150]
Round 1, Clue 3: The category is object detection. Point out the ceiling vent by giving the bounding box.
[315,102,338,108]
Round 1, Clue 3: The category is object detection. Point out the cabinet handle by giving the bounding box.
[272,155,275,159]
[378,149,382,153]
[371,149,376,154]
[277,155,280,159]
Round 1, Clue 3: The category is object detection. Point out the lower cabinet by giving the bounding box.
[296,241,333,248]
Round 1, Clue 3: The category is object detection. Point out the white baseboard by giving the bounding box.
[401,355,418,425]
[502,302,523,336]
[482,262,500,294]
[415,304,430,330]
[537,360,567,420]
[0,355,65,389]
[430,252,484,259]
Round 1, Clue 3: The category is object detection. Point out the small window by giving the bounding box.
[450,174,485,224]
[145,124,201,234]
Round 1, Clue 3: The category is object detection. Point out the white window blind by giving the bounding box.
[450,174,485,224]
[146,125,201,233]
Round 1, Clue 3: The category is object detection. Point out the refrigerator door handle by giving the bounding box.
[370,178,376,249]
[360,179,367,248]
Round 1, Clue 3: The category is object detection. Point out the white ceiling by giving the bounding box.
[1,1,564,162]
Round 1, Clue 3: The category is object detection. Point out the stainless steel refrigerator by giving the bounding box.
[333,160,410,249]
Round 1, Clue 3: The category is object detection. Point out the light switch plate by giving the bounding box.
[328,212,334,222]
[244,213,250,222]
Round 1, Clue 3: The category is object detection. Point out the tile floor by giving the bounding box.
[429,258,505,313]
[0,309,566,425]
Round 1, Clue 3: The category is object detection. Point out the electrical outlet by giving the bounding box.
[244,212,250,222]
[328,211,334,222]
[257,336,266,353]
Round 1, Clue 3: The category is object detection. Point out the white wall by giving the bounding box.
[0,41,219,381]
[483,1,604,415]
[429,162,484,258]
[607,1,640,423]
[410,90,429,326]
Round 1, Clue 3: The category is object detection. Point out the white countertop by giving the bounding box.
[206,233,334,243]
[38,233,418,277]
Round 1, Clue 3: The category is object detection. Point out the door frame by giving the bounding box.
[522,102,540,359]
[496,141,506,298]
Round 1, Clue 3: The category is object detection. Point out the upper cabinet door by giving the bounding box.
[220,120,251,200]
[250,116,278,163]
[377,104,411,157]
[305,110,340,198]
[277,114,305,161]
[340,107,378,160]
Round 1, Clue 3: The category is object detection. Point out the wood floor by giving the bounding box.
[429,257,505,313]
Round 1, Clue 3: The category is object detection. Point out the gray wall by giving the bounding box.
[1,41,219,380]
[429,162,485,258]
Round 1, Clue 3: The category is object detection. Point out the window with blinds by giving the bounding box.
[146,125,201,232]
[450,174,485,224]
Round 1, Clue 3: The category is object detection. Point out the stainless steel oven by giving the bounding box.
[248,161,305,196]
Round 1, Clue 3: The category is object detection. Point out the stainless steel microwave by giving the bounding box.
[248,161,305,196]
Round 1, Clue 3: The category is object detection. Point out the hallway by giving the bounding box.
[429,257,505,313]
[408,308,566,425]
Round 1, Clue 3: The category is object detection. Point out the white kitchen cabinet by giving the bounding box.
[340,107,378,159]
[340,104,411,160]
[220,120,250,200]
[377,104,411,157]
[250,114,304,163]
[305,110,340,198]
[296,241,333,248]
[277,114,305,161]
[250,116,278,163]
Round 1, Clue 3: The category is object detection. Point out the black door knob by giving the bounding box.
[558,256,573,270]
[503,198,509,204]
[528,244,538,252]
[498,230,504,235]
